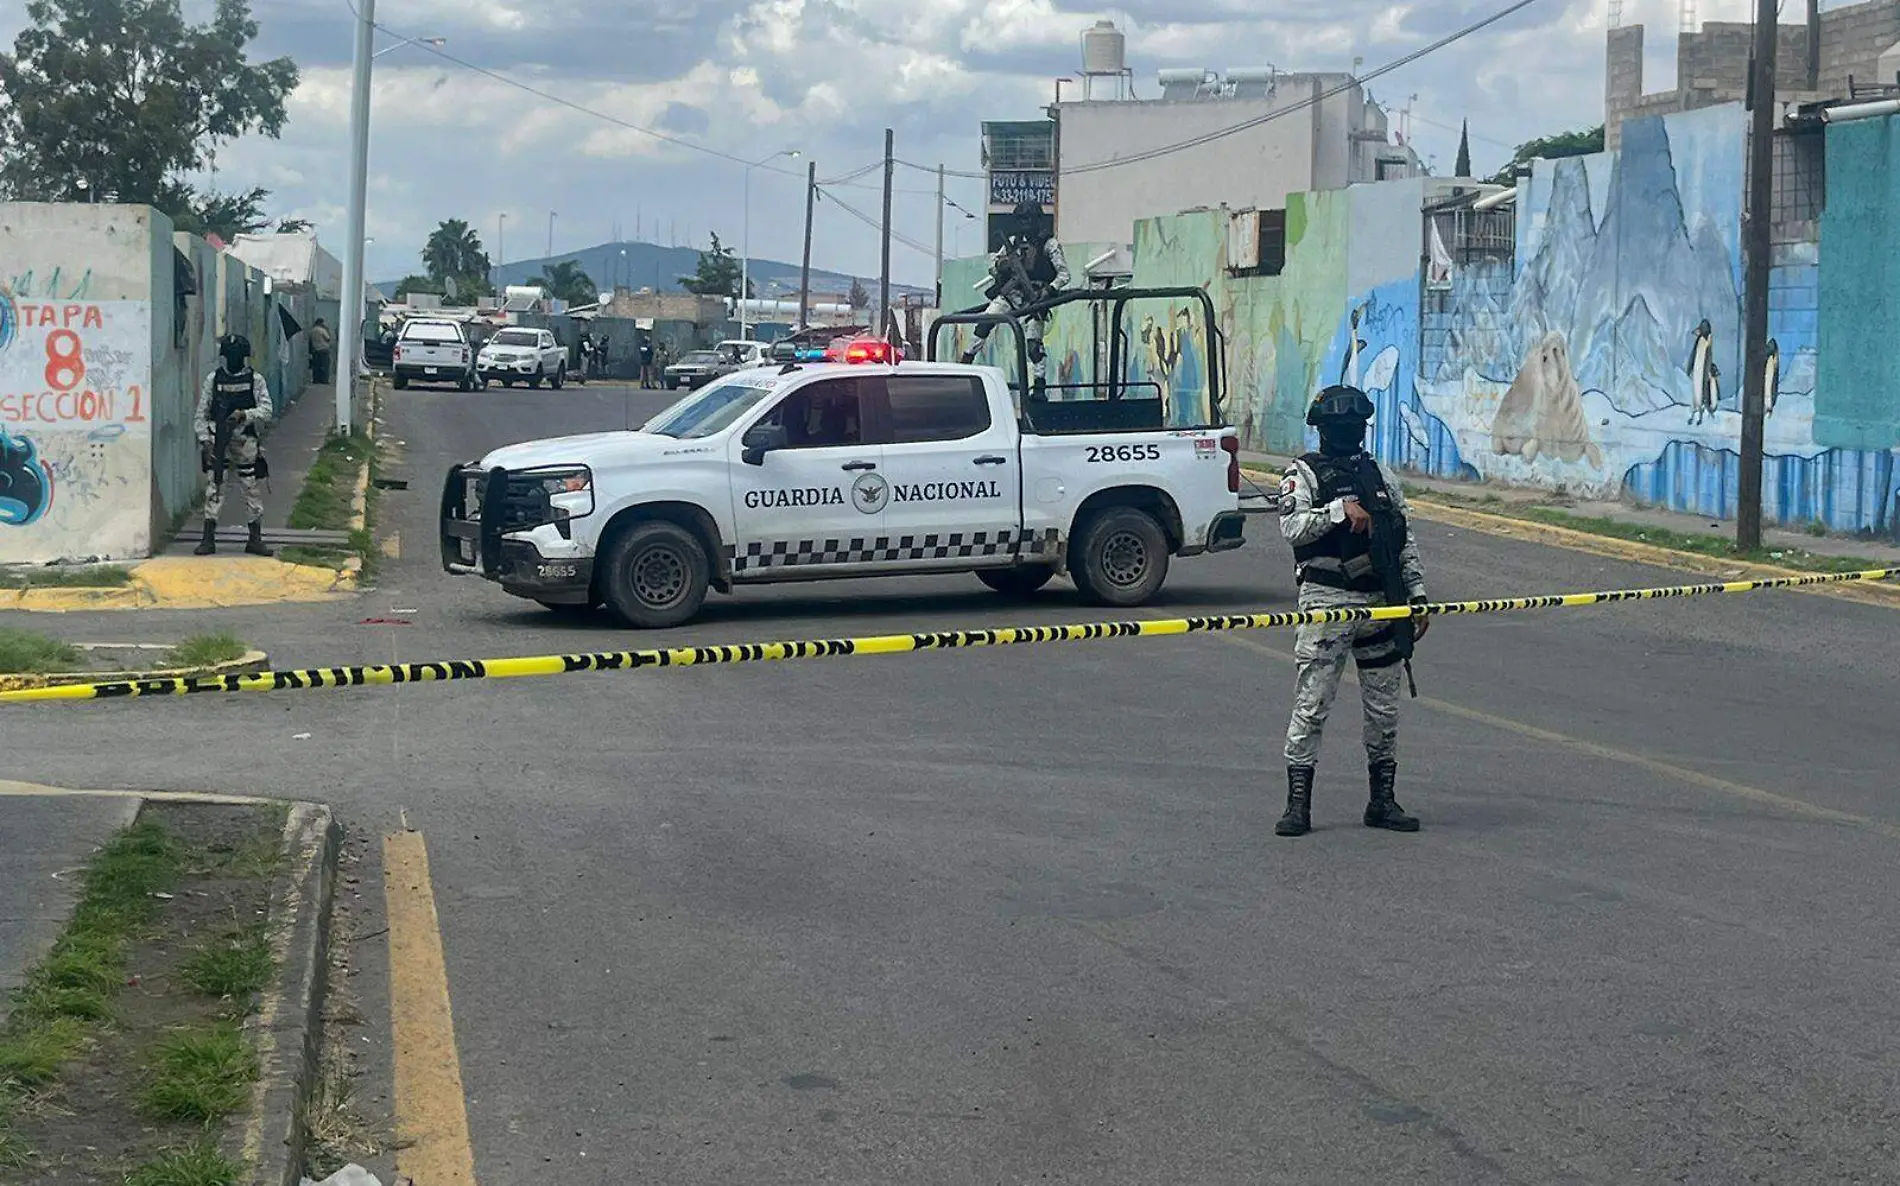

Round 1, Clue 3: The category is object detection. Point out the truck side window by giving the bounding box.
[766,378,864,448]
[886,375,990,442]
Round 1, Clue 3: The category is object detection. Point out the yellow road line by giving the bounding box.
[384,830,478,1185]
[1201,627,1900,843]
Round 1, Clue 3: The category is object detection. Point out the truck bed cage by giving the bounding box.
[926,286,1227,427]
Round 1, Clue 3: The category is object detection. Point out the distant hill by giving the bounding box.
[376,239,930,303]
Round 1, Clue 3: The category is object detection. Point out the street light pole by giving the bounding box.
[741,149,799,338]
[548,210,556,257]
[497,213,506,289]
[934,163,945,309]
[335,0,374,436]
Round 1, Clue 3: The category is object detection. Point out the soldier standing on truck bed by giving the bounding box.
[960,200,1069,397]
[1275,385,1430,837]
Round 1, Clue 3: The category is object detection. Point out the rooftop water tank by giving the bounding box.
[1081,20,1125,76]
[1158,68,1215,100]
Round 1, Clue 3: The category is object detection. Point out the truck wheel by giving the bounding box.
[393,374,408,390]
[551,363,566,390]
[977,565,1055,597]
[528,368,543,389]
[1069,507,1170,607]
[457,373,473,392]
[600,521,710,629]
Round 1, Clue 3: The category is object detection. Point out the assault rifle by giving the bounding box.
[1348,458,1421,698]
[984,240,1039,308]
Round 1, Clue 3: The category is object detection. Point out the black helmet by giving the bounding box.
[1012,200,1046,236]
[1306,384,1374,426]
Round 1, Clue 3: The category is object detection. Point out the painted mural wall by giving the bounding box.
[1419,104,1897,532]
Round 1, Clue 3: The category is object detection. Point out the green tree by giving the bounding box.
[536,260,597,306]
[276,216,312,233]
[422,218,492,304]
[1486,125,1604,186]
[0,0,298,207]
[1454,120,1472,178]
[847,277,870,310]
[679,232,743,298]
[394,274,442,301]
[155,182,271,239]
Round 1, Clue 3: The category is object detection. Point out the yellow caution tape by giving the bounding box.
[4,567,1894,705]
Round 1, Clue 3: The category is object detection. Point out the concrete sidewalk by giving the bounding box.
[0,790,139,1013]
[1240,449,1900,566]
[260,382,339,530]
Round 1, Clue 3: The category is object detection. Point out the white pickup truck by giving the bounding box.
[439,292,1246,627]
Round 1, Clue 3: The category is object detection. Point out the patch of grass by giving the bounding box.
[287,430,372,532]
[124,1139,244,1186]
[166,632,249,670]
[137,1022,258,1123]
[0,564,134,590]
[0,627,82,675]
[180,928,274,1001]
[0,1017,84,1087]
[1516,507,1883,574]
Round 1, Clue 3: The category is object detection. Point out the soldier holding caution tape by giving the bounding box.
[1275,385,1428,837]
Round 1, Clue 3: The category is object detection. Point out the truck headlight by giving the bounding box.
[537,469,591,496]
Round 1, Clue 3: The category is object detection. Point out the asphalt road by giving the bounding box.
[8,382,1900,1184]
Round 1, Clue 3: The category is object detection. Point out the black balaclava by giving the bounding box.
[1318,420,1367,457]
[219,337,250,372]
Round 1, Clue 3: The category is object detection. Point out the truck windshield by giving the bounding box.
[644,374,779,439]
[492,330,538,347]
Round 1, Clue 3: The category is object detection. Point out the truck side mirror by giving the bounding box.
[741,422,788,466]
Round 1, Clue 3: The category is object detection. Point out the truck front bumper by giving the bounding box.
[440,464,595,602]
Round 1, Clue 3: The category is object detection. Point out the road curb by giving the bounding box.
[0,648,270,693]
[235,801,343,1186]
[333,378,382,592]
[1239,466,1900,611]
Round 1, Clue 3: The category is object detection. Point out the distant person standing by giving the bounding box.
[595,334,612,380]
[307,317,334,384]
[639,336,656,388]
[193,334,274,557]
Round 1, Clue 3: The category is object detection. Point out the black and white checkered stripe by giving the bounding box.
[728,527,1061,574]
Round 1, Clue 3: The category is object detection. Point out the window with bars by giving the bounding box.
[1770,129,1824,242]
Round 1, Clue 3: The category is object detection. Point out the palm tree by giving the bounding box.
[537,260,597,306]
[423,219,488,287]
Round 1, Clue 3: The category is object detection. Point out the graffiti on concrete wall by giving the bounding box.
[0,289,153,561]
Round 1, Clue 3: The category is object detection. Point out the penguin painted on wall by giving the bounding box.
[1340,304,1367,388]
[1686,319,1720,426]
[1764,339,1781,417]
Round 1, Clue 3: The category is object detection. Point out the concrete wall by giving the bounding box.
[1,203,160,562]
[1608,0,1900,148]
[1817,112,1900,456]
[1055,90,1322,246]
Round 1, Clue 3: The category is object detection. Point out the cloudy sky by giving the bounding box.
[9,0,1762,286]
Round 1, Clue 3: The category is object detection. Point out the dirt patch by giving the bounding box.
[3,802,286,1184]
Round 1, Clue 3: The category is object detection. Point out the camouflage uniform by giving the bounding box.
[1278,455,1425,765]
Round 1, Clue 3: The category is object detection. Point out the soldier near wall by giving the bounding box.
[193,334,274,557]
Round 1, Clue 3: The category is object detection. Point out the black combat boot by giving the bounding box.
[193,519,217,556]
[244,520,273,557]
[1276,766,1315,837]
[1364,760,1419,832]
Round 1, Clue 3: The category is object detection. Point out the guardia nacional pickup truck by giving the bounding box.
[439,288,1247,627]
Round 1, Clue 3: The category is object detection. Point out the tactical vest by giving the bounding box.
[1290,451,1399,593]
[211,369,260,436]
[1021,239,1057,285]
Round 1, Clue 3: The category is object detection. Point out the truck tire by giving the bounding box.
[600,520,710,629]
[528,366,544,389]
[977,565,1054,597]
[393,374,408,390]
[1069,507,1170,607]
[551,363,566,390]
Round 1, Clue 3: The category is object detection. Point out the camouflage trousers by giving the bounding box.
[204,434,265,524]
[967,296,1048,383]
[1283,582,1405,768]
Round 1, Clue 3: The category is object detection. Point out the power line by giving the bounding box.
[816,186,937,257]
[366,18,807,178]
[1062,0,1554,176]
[896,159,984,180]
[1408,112,1516,150]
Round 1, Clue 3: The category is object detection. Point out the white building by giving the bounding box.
[1052,61,1425,247]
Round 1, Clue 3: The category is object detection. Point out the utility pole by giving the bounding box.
[497,213,507,288]
[878,128,893,337]
[1738,0,1777,549]
[934,163,945,309]
[799,160,816,329]
[547,210,556,257]
[335,0,374,436]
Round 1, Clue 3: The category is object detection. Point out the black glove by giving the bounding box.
[1409,595,1430,643]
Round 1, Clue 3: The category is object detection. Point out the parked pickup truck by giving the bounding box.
[479,327,568,388]
[439,288,1244,628]
[393,320,481,391]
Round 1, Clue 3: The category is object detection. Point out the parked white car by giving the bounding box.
[714,339,771,368]
[479,327,568,389]
[393,319,481,391]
